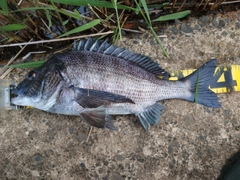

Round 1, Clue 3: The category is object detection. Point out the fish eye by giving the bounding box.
[27,71,37,80]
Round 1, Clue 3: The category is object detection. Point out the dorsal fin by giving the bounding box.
[73,38,170,78]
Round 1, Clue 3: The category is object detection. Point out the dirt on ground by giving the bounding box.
[0,10,240,179]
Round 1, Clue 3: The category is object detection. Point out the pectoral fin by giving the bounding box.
[80,108,116,130]
[71,86,134,108]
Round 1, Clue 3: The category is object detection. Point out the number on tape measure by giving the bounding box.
[168,65,240,94]
[210,66,236,93]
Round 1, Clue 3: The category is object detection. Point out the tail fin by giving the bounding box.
[182,59,221,108]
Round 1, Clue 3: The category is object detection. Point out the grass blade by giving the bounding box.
[6,60,47,68]
[194,70,200,104]
[147,2,169,8]
[12,6,55,12]
[139,0,151,26]
[73,9,81,19]
[49,0,136,11]
[134,0,169,58]
[0,24,25,31]
[0,0,8,13]
[150,27,169,58]
[13,6,81,20]
[112,0,122,41]
[45,10,52,27]
[57,8,81,20]
[105,14,114,21]
[59,19,100,37]
[153,10,191,22]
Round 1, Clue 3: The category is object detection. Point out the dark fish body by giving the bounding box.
[12,38,220,130]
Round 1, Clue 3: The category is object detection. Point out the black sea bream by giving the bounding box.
[12,38,221,130]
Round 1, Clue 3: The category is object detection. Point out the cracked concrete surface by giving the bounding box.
[1,11,240,179]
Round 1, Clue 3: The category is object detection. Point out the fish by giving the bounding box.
[12,38,221,131]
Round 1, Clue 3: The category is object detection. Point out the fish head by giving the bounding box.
[12,58,65,108]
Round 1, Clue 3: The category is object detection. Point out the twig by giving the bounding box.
[40,18,51,31]
[0,40,31,78]
[209,0,240,5]
[0,31,114,48]
[17,0,23,6]
[22,51,46,60]
[86,127,93,143]
[166,0,240,8]
[177,0,187,12]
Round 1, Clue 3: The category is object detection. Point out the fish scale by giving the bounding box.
[12,38,220,131]
[65,54,162,104]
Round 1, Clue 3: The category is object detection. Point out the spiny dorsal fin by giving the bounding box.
[73,38,170,78]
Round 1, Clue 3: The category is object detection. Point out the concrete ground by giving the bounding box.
[0,11,240,179]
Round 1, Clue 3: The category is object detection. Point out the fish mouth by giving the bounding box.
[10,85,32,106]
[11,96,23,106]
[11,95,35,106]
[11,79,46,106]
[10,85,20,105]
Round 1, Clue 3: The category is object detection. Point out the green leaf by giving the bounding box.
[105,14,114,21]
[13,7,81,20]
[134,0,169,58]
[6,61,46,68]
[73,9,81,19]
[147,2,169,8]
[49,0,135,11]
[194,70,200,104]
[0,24,25,31]
[63,19,69,25]
[112,0,122,41]
[152,10,191,22]
[59,19,100,37]
[150,26,169,58]
[56,8,81,20]
[139,0,151,26]
[45,10,52,27]
[13,6,55,12]
[0,0,8,13]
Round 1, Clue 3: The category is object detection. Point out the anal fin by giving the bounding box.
[137,103,164,131]
[80,108,116,130]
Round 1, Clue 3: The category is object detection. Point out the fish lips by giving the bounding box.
[11,79,45,106]
[11,95,26,106]
[11,85,41,106]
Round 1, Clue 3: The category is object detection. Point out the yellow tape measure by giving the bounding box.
[169,65,240,93]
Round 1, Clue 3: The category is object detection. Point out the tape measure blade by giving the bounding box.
[231,65,240,92]
[169,65,240,94]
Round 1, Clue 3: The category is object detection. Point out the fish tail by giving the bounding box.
[182,59,221,107]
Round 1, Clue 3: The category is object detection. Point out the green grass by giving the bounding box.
[59,19,101,37]
[0,24,25,31]
[135,0,169,58]
[49,0,136,11]
[0,0,8,13]
[0,0,191,68]
[112,0,122,42]
[6,60,47,68]
[194,70,200,106]
[153,10,191,22]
